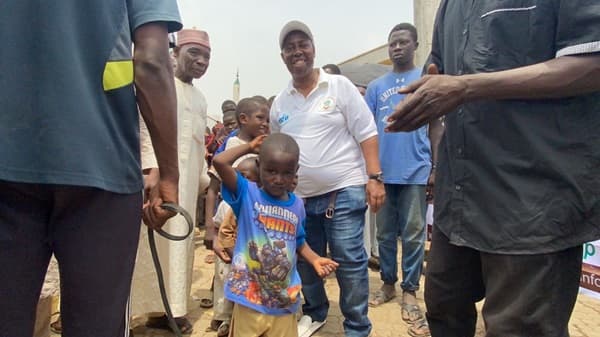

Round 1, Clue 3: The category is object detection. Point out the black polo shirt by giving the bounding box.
[431,0,600,254]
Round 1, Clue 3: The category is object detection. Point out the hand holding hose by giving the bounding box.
[143,169,179,229]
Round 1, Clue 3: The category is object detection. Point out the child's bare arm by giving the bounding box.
[212,135,266,194]
[297,243,339,277]
[224,247,234,261]
[217,210,238,264]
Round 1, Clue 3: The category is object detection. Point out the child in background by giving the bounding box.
[213,134,337,337]
[217,157,260,261]
[205,97,270,250]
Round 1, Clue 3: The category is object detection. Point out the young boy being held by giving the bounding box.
[213,133,337,337]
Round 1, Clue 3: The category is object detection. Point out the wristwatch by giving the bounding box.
[368,172,384,183]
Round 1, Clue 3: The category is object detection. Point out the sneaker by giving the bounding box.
[297,315,326,337]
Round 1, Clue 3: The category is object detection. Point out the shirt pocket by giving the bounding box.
[470,1,537,71]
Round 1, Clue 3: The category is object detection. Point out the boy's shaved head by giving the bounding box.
[236,97,263,122]
[236,157,257,171]
[223,109,237,120]
[259,133,299,163]
[251,95,269,106]
[257,133,299,199]
[235,156,259,182]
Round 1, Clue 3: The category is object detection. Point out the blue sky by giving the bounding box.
[176,0,414,123]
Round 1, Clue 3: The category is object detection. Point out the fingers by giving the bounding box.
[214,247,231,263]
[143,199,176,230]
[366,182,385,213]
[317,259,339,277]
[386,91,439,132]
[142,205,159,229]
[395,103,432,131]
[398,76,426,94]
[387,73,448,132]
[427,63,440,75]
[250,134,268,153]
[385,91,426,132]
[369,194,382,213]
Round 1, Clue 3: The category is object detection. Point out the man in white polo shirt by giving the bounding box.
[270,20,385,337]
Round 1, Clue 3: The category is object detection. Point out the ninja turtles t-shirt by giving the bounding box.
[222,172,306,315]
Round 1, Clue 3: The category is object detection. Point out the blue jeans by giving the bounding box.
[298,185,371,337]
[376,184,426,291]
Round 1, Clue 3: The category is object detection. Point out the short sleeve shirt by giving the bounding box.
[270,70,378,198]
[0,1,181,193]
[432,0,600,254]
[222,172,306,315]
[365,69,432,184]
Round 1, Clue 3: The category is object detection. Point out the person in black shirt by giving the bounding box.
[386,1,600,336]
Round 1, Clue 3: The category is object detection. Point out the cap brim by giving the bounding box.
[279,20,313,49]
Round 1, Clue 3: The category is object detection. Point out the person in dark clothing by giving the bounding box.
[386,2,600,336]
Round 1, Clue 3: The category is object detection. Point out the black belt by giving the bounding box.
[325,190,338,219]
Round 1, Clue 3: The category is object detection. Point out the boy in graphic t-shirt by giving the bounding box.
[212,133,338,337]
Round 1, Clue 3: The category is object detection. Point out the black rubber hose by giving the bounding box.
[147,202,194,337]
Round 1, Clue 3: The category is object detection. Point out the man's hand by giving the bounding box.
[143,178,178,229]
[366,180,385,213]
[312,257,339,278]
[386,64,466,132]
[213,237,231,263]
[426,168,435,202]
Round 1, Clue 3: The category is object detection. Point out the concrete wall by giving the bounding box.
[414,0,441,66]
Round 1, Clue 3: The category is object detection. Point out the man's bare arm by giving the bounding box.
[134,22,179,228]
[387,54,600,132]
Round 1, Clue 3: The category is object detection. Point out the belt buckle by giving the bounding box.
[325,207,335,219]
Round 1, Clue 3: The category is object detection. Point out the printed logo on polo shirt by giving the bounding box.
[319,97,336,111]
[278,113,290,125]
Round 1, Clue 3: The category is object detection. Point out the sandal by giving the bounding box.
[368,287,396,307]
[145,315,193,334]
[407,318,431,337]
[401,303,424,323]
[207,319,222,332]
[217,320,230,337]
[199,297,213,308]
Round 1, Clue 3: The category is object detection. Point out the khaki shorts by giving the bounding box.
[230,303,298,337]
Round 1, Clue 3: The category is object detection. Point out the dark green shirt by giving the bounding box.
[431,0,600,254]
[0,1,181,193]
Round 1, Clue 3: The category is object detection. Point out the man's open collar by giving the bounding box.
[286,68,329,95]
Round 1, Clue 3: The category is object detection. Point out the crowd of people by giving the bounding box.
[1,1,599,337]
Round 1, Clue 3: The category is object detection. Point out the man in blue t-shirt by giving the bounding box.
[0,2,182,336]
[364,23,443,333]
[212,133,338,336]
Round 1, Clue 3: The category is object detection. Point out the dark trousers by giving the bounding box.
[0,180,142,337]
[425,226,582,337]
